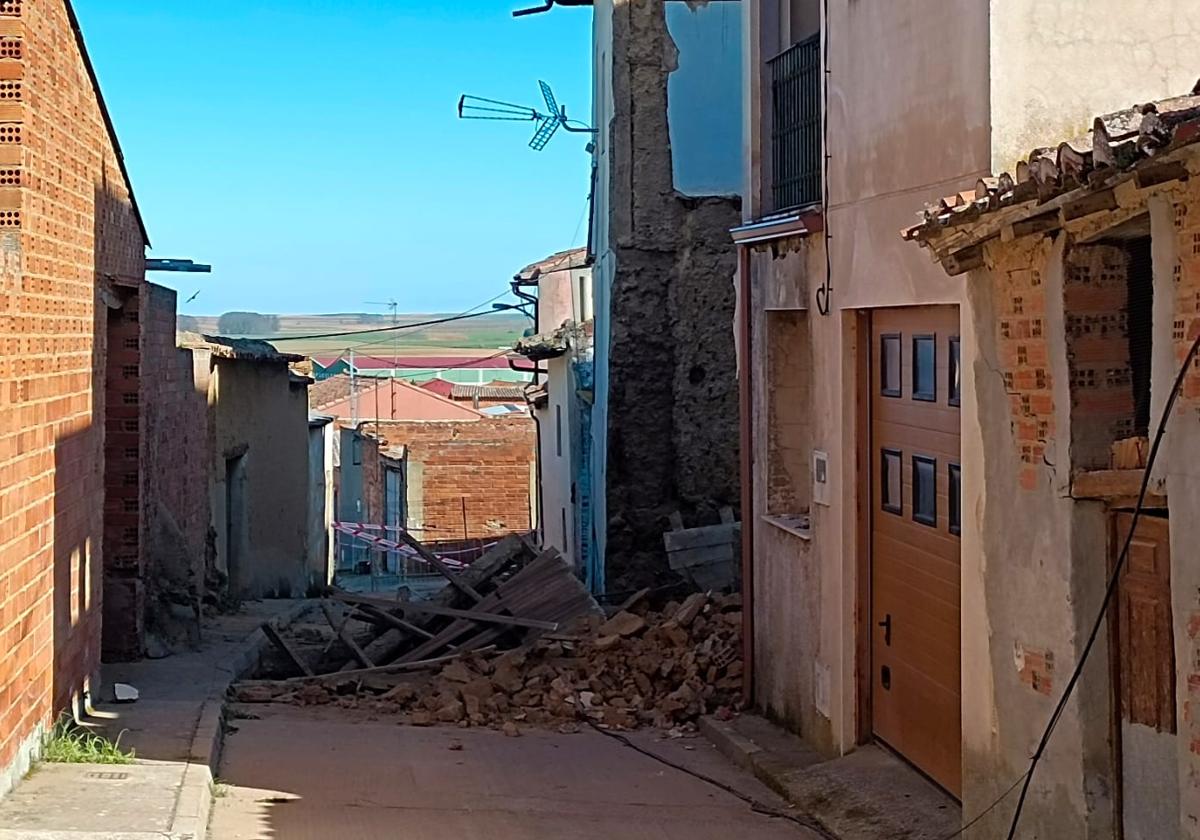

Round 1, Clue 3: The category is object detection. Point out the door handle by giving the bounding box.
[878,613,892,646]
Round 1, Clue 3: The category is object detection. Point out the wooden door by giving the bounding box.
[870,306,962,796]
[1111,512,1177,840]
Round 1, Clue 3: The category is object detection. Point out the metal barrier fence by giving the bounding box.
[331,523,512,595]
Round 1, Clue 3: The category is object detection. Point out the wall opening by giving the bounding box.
[1064,226,1153,470]
[765,310,812,515]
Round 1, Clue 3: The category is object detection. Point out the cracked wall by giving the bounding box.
[598,0,742,590]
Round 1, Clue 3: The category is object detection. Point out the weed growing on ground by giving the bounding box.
[41,718,135,765]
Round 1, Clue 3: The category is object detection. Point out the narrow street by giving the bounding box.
[209,704,821,840]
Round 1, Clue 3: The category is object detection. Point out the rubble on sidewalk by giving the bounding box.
[230,531,745,732]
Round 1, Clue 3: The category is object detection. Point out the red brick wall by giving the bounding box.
[364,418,536,541]
[1063,244,1135,470]
[0,0,145,770]
[992,240,1055,492]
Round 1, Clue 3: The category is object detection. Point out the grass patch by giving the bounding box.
[42,718,135,765]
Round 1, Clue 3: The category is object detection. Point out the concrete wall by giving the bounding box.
[209,358,311,599]
[592,0,742,591]
[537,264,593,333]
[0,0,145,784]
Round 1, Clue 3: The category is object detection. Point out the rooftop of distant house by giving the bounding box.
[312,354,516,370]
[318,377,485,422]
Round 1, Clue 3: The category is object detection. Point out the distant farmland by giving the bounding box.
[178,311,532,358]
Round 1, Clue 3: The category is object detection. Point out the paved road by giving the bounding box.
[210,704,821,840]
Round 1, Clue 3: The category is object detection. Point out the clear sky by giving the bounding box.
[72,1,594,316]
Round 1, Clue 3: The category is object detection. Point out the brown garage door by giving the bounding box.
[870,306,962,796]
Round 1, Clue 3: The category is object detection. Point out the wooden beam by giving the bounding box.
[319,600,375,668]
[1071,469,1166,505]
[331,592,560,631]
[389,528,484,603]
[260,622,315,677]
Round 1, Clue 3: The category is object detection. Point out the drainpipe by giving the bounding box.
[737,245,755,707]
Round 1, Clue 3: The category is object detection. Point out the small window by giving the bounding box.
[949,336,961,407]
[880,334,901,397]
[913,335,936,402]
[913,455,937,526]
[949,463,961,536]
[555,404,563,458]
[881,448,902,515]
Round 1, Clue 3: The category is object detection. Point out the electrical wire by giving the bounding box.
[261,308,508,343]
[578,716,839,839]
[999,330,1200,839]
[337,348,514,371]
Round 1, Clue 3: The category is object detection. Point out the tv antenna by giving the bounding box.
[365,299,401,378]
[458,80,594,151]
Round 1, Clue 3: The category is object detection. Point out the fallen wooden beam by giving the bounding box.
[237,648,497,687]
[319,600,375,668]
[331,591,559,631]
[390,528,484,603]
[260,622,315,677]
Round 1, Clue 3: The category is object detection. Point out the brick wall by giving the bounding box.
[364,418,536,541]
[138,284,208,644]
[991,238,1055,492]
[0,0,145,773]
[1064,243,1136,470]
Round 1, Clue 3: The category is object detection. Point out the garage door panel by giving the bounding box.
[871,305,962,798]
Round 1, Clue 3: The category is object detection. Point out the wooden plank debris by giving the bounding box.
[261,622,316,677]
[248,532,602,685]
[319,600,374,668]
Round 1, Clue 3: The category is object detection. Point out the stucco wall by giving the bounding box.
[538,354,576,569]
[210,359,311,599]
[988,0,1200,176]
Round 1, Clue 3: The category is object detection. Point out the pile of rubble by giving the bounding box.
[232,587,744,732]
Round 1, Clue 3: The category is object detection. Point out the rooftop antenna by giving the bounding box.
[365,299,401,380]
[458,80,594,151]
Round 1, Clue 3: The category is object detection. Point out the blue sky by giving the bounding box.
[72,1,594,316]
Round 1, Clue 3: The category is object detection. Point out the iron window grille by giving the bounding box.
[769,33,822,211]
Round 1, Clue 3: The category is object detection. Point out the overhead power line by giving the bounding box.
[261,308,511,343]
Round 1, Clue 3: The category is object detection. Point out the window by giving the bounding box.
[912,455,937,526]
[949,336,961,407]
[768,33,821,210]
[949,463,962,536]
[881,448,902,515]
[913,335,936,402]
[880,334,901,398]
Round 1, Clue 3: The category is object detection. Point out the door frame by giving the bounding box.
[854,309,874,744]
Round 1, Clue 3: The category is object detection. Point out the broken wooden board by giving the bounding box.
[332,591,560,632]
[261,622,315,677]
[319,600,374,668]
[664,520,740,591]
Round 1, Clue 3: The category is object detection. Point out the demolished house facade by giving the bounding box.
[736,0,1199,834]
[590,0,743,592]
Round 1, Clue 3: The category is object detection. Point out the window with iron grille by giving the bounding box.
[769,33,821,211]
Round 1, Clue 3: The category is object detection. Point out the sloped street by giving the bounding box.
[209,704,822,840]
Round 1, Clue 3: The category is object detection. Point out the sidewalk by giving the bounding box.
[0,599,311,840]
[700,714,961,840]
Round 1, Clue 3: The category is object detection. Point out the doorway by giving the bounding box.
[869,305,963,796]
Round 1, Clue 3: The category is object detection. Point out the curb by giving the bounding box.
[166,600,312,840]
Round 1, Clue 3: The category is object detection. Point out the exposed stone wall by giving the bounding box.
[0,0,145,776]
[366,418,535,541]
[602,0,741,590]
